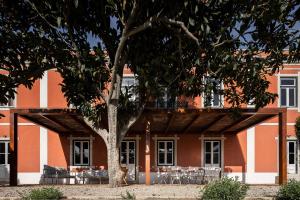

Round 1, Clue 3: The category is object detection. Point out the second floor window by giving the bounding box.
[0,98,14,108]
[121,76,138,101]
[280,77,297,107]
[204,79,222,108]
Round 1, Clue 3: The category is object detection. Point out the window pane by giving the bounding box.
[167,153,173,164]
[82,142,89,164]
[213,142,220,153]
[158,142,165,153]
[121,153,127,164]
[159,153,165,164]
[74,142,81,164]
[289,154,295,164]
[280,88,287,106]
[205,153,211,164]
[205,142,211,153]
[0,143,5,153]
[0,154,5,164]
[289,88,296,107]
[167,142,173,153]
[281,79,295,86]
[121,142,127,153]
[213,94,220,107]
[289,142,295,153]
[213,153,219,164]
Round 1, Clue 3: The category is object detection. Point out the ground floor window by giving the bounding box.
[120,141,136,165]
[157,140,174,166]
[204,140,221,167]
[73,140,90,166]
[287,140,297,174]
[0,141,9,165]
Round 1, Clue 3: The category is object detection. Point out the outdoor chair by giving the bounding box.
[41,165,76,184]
[170,166,182,184]
[155,166,169,184]
[203,167,221,183]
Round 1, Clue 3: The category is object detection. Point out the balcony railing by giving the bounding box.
[145,100,189,109]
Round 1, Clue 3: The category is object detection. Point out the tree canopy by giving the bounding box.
[1,0,300,186]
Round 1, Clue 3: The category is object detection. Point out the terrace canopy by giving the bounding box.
[8,107,287,185]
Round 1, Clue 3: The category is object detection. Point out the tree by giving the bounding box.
[1,0,299,187]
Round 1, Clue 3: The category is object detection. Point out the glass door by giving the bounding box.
[204,141,221,167]
[287,141,297,174]
[120,141,136,181]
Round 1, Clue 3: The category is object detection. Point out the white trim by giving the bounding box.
[18,172,42,184]
[247,127,255,173]
[40,127,48,174]
[259,123,296,126]
[152,135,179,166]
[199,135,225,173]
[0,137,10,140]
[276,73,300,76]
[225,172,278,184]
[40,71,48,108]
[68,135,94,166]
[0,123,41,126]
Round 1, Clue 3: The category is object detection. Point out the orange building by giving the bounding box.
[0,63,299,185]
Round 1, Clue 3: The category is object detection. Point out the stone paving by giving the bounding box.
[0,184,280,199]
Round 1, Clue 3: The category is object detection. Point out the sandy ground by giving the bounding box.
[0,184,280,199]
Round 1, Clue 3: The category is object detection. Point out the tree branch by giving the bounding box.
[25,0,72,49]
[83,117,108,145]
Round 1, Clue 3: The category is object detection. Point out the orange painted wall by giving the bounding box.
[224,131,247,173]
[255,126,278,172]
[92,136,108,168]
[48,71,68,108]
[18,126,40,172]
[17,81,40,108]
[47,131,68,168]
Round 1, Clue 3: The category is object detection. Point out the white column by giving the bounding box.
[247,127,255,173]
[39,71,48,174]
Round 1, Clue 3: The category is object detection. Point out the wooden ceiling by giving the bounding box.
[11,108,282,136]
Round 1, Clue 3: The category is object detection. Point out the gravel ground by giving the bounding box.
[0,184,280,199]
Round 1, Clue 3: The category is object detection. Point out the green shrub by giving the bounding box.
[121,190,136,200]
[201,177,248,200]
[21,187,63,200]
[276,179,300,200]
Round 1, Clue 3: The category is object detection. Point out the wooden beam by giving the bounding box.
[183,114,200,133]
[69,115,97,134]
[39,114,72,131]
[233,114,276,133]
[164,113,176,133]
[19,115,64,134]
[145,120,151,185]
[220,114,253,133]
[9,112,18,186]
[278,110,287,184]
[200,114,226,134]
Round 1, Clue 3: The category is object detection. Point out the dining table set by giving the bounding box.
[154,166,221,184]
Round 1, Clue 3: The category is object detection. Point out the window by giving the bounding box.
[204,140,221,167]
[287,141,297,174]
[204,78,222,107]
[73,140,90,166]
[0,141,9,165]
[121,76,138,101]
[157,140,174,166]
[280,77,297,107]
[120,141,135,165]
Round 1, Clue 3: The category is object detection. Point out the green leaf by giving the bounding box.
[57,17,62,27]
[189,18,195,26]
[74,0,79,8]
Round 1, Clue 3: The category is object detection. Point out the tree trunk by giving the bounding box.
[107,102,124,187]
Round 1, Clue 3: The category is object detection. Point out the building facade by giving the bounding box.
[0,64,300,185]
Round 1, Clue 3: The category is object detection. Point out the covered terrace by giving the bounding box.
[8,107,287,185]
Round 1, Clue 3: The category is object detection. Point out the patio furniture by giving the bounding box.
[203,167,221,183]
[121,166,128,185]
[170,166,182,184]
[155,166,170,184]
[41,165,76,184]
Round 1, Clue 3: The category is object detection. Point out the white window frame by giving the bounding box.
[279,77,297,108]
[287,140,298,174]
[0,140,9,165]
[204,140,221,167]
[157,140,174,166]
[73,140,90,166]
[202,78,223,108]
[120,140,136,165]
[0,95,16,109]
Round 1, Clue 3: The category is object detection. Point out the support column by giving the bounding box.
[9,112,18,186]
[278,110,287,184]
[145,120,151,185]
